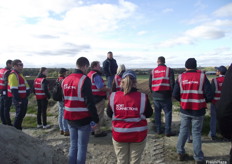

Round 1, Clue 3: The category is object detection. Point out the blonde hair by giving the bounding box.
[116,64,126,75]
[120,76,136,95]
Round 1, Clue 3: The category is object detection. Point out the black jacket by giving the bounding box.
[107,88,153,118]
[103,58,118,77]
[216,64,232,140]
[172,70,213,116]
[149,64,175,100]
[68,69,99,126]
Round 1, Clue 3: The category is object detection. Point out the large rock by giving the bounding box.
[0,124,67,164]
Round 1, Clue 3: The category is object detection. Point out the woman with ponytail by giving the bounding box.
[107,70,153,164]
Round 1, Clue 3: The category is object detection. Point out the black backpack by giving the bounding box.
[52,79,63,101]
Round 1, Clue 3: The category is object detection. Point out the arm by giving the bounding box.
[82,77,99,123]
[8,74,21,102]
[169,68,175,91]
[203,76,213,103]
[211,79,216,97]
[144,95,153,118]
[3,70,11,88]
[106,102,113,118]
[172,78,181,101]
[103,60,110,77]
[149,71,152,92]
[94,75,111,92]
[42,79,51,99]
[111,79,117,92]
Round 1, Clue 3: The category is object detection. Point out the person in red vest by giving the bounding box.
[149,56,175,137]
[112,64,126,92]
[34,67,51,129]
[0,60,13,125]
[107,70,153,164]
[173,58,213,163]
[8,59,30,130]
[87,61,111,137]
[208,66,227,140]
[62,57,99,164]
[57,68,69,136]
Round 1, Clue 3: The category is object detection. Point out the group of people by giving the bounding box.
[0,52,231,164]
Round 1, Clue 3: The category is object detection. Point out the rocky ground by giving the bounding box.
[1,79,231,164]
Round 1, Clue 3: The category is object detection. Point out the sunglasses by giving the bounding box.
[17,63,23,67]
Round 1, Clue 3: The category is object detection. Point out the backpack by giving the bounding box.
[52,79,63,101]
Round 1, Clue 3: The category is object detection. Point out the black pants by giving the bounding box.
[37,99,48,126]
[13,98,28,130]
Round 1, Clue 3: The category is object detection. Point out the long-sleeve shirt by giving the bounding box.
[172,70,213,116]
[68,69,99,126]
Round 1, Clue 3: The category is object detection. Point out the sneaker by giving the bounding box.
[60,130,64,135]
[37,124,43,128]
[64,131,70,136]
[177,153,186,161]
[94,131,107,137]
[165,132,176,137]
[43,125,51,129]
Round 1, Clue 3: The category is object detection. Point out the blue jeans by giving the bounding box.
[58,101,69,132]
[154,98,172,134]
[13,98,28,130]
[177,113,204,161]
[107,75,115,88]
[209,103,216,137]
[68,123,91,164]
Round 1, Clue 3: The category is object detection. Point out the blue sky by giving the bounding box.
[0,0,231,68]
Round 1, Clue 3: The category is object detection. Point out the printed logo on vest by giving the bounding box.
[63,84,76,89]
[116,104,138,111]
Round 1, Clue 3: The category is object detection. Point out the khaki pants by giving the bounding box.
[94,99,105,134]
[112,138,146,164]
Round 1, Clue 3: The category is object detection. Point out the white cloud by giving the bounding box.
[137,31,147,36]
[213,3,232,17]
[162,8,173,14]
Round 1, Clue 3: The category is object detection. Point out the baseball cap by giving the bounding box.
[215,66,227,75]
[122,70,136,79]
[59,68,69,74]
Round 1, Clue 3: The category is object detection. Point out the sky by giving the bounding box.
[0,0,232,68]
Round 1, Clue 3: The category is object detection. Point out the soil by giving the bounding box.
[1,80,231,164]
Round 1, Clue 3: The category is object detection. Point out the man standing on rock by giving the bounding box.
[8,59,30,130]
[62,57,99,164]
[0,60,13,125]
[173,58,213,164]
[149,56,175,137]
[103,51,118,88]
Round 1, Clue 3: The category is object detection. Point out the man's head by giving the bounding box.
[215,66,227,76]
[76,57,90,74]
[91,61,101,71]
[107,51,113,59]
[59,68,69,77]
[157,56,165,65]
[12,59,23,73]
[6,60,12,69]
[185,58,197,70]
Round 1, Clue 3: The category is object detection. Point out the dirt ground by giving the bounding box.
[2,80,231,164]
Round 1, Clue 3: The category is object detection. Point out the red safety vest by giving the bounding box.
[34,78,47,100]
[114,75,122,91]
[62,73,91,120]
[179,71,206,110]
[212,76,225,104]
[151,66,171,91]
[109,91,148,143]
[0,68,9,90]
[8,70,27,98]
[87,71,106,96]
